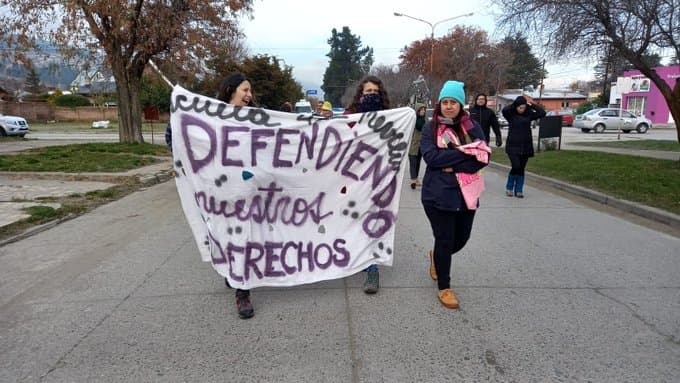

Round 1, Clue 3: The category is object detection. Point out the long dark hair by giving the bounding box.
[346,75,391,112]
[217,72,256,106]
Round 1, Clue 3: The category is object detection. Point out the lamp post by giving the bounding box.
[393,12,473,74]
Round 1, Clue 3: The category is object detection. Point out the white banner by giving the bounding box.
[170,86,415,289]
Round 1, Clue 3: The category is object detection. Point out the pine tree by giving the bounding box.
[25,67,42,95]
[321,27,373,106]
[498,33,545,89]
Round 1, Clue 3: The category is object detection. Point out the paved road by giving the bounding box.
[1,172,678,382]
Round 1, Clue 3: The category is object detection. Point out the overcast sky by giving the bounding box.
[240,0,595,97]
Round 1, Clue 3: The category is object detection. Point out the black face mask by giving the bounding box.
[358,93,383,112]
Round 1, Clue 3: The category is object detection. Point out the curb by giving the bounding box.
[0,168,174,247]
[488,162,680,230]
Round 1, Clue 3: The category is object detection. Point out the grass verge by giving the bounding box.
[569,140,680,151]
[0,142,170,172]
[491,149,680,215]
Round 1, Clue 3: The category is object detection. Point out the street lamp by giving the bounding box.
[393,12,473,74]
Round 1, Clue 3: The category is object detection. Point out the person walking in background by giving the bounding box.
[502,95,546,198]
[420,80,489,309]
[469,93,502,147]
[320,101,334,117]
[345,75,391,294]
[408,105,427,189]
[280,101,293,112]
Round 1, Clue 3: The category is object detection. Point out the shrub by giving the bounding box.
[54,94,92,107]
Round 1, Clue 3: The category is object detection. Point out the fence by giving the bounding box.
[0,101,169,122]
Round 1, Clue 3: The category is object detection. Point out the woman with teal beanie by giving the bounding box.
[420,80,489,309]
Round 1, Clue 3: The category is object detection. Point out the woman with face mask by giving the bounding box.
[344,75,391,294]
[420,80,489,309]
[501,95,546,198]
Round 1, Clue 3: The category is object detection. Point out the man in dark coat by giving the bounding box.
[469,93,502,147]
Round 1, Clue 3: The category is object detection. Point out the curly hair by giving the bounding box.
[346,75,391,112]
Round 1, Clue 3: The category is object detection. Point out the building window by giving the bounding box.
[627,96,646,116]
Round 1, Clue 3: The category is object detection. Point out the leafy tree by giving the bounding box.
[0,1,253,143]
[497,33,546,90]
[322,27,374,106]
[141,76,172,113]
[493,0,680,142]
[25,67,42,95]
[399,26,511,104]
[239,55,303,109]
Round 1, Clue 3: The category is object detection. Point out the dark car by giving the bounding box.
[546,110,574,126]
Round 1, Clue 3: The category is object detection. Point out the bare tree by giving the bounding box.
[0,1,252,143]
[371,64,419,107]
[493,0,680,142]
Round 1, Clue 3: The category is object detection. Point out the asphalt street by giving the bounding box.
[1,171,678,382]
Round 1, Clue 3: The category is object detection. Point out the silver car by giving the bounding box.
[574,108,651,133]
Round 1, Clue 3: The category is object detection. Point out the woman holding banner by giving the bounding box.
[420,80,489,309]
[217,73,257,319]
[345,75,391,294]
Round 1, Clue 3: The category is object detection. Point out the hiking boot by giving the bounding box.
[514,192,524,198]
[428,250,437,281]
[410,180,417,190]
[235,290,254,319]
[437,288,459,309]
[505,189,514,197]
[363,270,379,294]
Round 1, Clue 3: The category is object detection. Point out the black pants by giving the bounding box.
[408,152,422,180]
[507,153,530,176]
[424,205,476,290]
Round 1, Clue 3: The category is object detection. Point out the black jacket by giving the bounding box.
[502,102,545,156]
[469,105,501,143]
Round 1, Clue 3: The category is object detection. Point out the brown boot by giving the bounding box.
[437,288,459,309]
[428,250,437,281]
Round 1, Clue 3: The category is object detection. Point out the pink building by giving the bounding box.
[622,65,679,124]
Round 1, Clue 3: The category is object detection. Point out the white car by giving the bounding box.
[574,108,652,133]
[92,120,111,129]
[0,115,29,137]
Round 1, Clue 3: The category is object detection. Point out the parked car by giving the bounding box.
[496,113,508,127]
[332,107,345,116]
[545,110,574,126]
[0,114,29,137]
[294,100,313,114]
[574,108,651,133]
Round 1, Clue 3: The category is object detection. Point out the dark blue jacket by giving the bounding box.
[420,118,487,211]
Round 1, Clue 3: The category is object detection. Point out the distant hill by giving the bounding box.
[0,38,80,91]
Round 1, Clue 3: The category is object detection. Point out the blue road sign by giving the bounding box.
[306,89,317,95]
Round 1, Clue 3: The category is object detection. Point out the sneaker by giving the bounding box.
[428,250,437,281]
[437,288,459,309]
[410,181,417,190]
[235,290,254,319]
[515,192,524,198]
[363,270,379,294]
[505,189,514,197]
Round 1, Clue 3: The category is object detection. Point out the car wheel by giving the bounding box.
[622,129,631,133]
[0,128,6,137]
[636,124,649,134]
[594,123,606,133]
[581,128,591,133]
